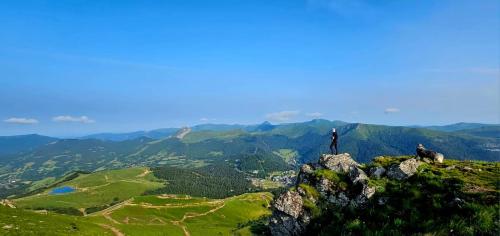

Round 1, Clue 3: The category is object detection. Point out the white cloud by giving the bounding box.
[52,115,95,123]
[384,108,400,114]
[265,110,300,122]
[200,118,209,122]
[3,117,39,124]
[306,112,323,118]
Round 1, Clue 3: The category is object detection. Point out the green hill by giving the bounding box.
[1,120,498,199]
[1,166,273,236]
[0,134,57,155]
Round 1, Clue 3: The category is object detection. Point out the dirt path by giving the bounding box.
[170,202,226,236]
[136,169,151,177]
[128,200,222,209]
[99,224,125,236]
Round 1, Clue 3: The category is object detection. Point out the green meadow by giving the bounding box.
[14,167,164,211]
[4,167,273,235]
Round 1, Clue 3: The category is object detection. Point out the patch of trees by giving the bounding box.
[146,164,257,198]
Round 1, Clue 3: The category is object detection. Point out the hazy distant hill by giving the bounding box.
[454,126,500,139]
[80,128,179,141]
[419,122,498,132]
[0,134,57,155]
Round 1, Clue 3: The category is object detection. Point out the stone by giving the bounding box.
[316,178,334,197]
[269,212,305,236]
[328,192,350,208]
[319,153,360,173]
[296,164,314,184]
[273,191,303,218]
[387,158,421,180]
[348,167,369,185]
[369,166,386,179]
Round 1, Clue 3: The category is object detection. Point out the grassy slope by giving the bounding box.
[14,167,164,210]
[0,206,108,236]
[85,192,272,236]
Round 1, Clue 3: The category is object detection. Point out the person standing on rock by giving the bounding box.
[330,128,338,155]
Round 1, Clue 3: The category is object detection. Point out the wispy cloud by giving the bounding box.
[306,112,323,118]
[4,117,39,124]
[307,0,377,18]
[52,115,95,124]
[199,118,217,122]
[384,108,400,114]
[265,110,300,122]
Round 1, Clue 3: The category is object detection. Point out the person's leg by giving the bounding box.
[334,141,338,155]
[329,142,334,154]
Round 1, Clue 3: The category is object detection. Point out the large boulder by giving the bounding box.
[273,191,303,218]
[270,191,306,235]
[387,158,421,180]
[319,153,360,173]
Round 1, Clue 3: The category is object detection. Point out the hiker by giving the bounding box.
[330,128,338,155]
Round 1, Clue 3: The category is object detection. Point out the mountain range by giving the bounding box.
[0,120,498,197]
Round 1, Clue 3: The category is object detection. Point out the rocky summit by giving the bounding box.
[268,154,499,235]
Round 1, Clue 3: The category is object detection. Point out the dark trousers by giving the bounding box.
[330,141,338,155]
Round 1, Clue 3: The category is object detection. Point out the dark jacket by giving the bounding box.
[332,131,338,143]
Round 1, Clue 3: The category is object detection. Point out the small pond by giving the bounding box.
[50,186,75,195]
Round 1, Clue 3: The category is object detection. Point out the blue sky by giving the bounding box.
[0,0,498,136]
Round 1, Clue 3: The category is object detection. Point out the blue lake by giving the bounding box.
[50,186,75,194]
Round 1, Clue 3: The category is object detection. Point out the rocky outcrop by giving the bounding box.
[273,191,303,218]
[319,153,360,173]
[270,153,431,235]
[387,158,421,180]
[269,191,308,236]
[271,153,375,235]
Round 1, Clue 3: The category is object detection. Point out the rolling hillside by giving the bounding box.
[1,120,498,199]
[1,167,273,236]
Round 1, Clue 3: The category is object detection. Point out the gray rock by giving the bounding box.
[369,166,386,179]
[296,164,314,184]
[445,165,456,170]
[269,212,305,236]
[273,191,303,218]
[351,184,376,208]
[387,158,421,180]
[319,153,360,173]
[328,192,350,208]
[348,167,369,185]
[316,178,334,197]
